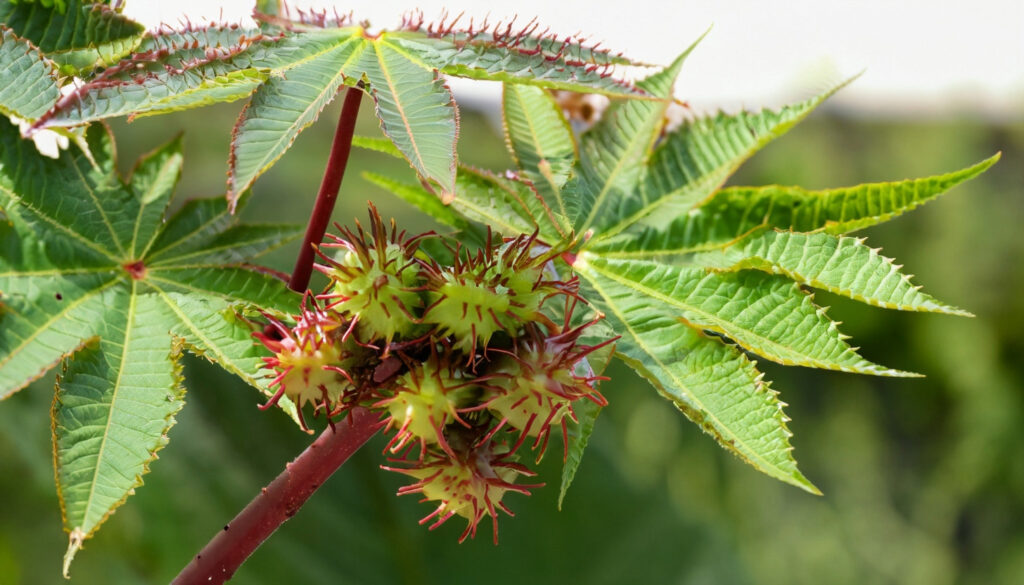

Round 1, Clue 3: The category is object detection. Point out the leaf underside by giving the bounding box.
[0,0,144,75]
[0,119,301,572]
[27,17,646,205]
[0,26,60,120]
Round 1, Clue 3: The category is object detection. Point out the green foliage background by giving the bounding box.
[1,98,1021,584]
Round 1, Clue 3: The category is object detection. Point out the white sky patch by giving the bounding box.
[124,0,1024,119]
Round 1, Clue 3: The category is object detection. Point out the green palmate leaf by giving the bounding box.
[372,35,995,493]
[29,18,643,205]
[388,47,993,492]
[575,253,911,376]
[576,271,817,493]
[572,38,703,231]
[0,0,145,75]
[0,26,60,119]
[0,119,301,572]
[590,155,1001,259]
[596,82,850,242]
[700,230,971,316]
[228,37,365,195]
[362,40,459,200]
[502,84,576,225]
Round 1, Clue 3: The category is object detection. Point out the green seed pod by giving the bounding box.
[386,441,536,543]
[421,234,551,352]
[254,296,359,430]
[484,321,613,457]
[379,354,475,455]
[317,206,425,344]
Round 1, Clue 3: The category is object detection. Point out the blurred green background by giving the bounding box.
[1,93,1021,585]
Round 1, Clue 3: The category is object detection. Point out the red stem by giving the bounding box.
[171,407,385,585]
[175,85,374,584]
[288,85,364,293]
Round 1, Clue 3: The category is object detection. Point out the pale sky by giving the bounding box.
[125,0,1024,119]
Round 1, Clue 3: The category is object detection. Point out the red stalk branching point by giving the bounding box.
[288,85,364,293]
[171,407,385,585]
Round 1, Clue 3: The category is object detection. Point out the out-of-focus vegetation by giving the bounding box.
[1,97,1021,585]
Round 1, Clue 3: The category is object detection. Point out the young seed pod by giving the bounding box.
[421,234,554,353]
[378,353,476,455]
[484,320,613,459]
[386,440,538,544]
[317,206,426,344]
[254,296,359,430]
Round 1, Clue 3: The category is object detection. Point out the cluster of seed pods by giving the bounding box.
[254,207,613,542]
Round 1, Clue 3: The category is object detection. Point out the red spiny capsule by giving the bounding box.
[316,206,427,345]
[254,295,358,429]
[385,441,540,544]
[484,320,613,459]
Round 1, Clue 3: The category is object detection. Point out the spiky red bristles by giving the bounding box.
[314,205,430,345]
[253,294,356,430]
[483,319,614,461]
[385,441,541,544]
[419,232,570,352]
[376,352,476,459]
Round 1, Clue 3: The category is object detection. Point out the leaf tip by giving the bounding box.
[801,479,824,496]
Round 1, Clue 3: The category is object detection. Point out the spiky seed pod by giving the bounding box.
[386,440,538,544]
[378,353,476,456]
[421,233,558,353]
[317,206,426,344]
[254,296,359,429]
[485,320,613,458]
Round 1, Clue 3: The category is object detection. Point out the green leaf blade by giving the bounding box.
[383,32,642,96]
[577,273,818,493]
[714,230,970,315]
[0,273,117,398]
[53,287,185,575]
[0,0,145,75]
[228,38,365,198]
[34,64,269,130]
[148,223,302,267]
[128,135,184,259]
[588,155,1001,261]
[0,27,60,120]
[502,84,576,222]
[559,397,601,509]
[364,40,458,199]
[148,266,297,315]
[577,253,911,376]
[716,154,1001,236]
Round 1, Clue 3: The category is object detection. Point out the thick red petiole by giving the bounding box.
[288,85,365,293]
